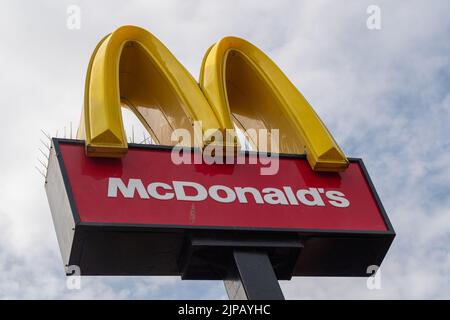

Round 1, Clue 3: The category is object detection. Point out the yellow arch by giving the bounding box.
[199,37,348,172]
[77,25,224,157]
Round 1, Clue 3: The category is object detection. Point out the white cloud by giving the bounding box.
[0,0,448,299]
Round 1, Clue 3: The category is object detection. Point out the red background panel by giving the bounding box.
[59,143,387,231]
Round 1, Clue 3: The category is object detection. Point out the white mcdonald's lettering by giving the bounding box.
[107,178,350,208]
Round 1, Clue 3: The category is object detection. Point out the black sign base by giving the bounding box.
[179,232,302,299]
[179,232,302,280]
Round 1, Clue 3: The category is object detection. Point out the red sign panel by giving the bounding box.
[58,142,388,232]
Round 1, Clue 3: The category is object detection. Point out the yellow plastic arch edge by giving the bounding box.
[78,25,226,157]
[199,36,349,172]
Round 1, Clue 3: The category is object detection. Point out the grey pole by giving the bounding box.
[224,249,285,300]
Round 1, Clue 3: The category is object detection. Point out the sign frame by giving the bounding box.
[46,138,395,278]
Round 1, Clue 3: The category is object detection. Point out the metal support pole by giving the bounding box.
[224,249,285,300]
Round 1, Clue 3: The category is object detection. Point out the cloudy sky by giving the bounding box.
[0,0,448,299]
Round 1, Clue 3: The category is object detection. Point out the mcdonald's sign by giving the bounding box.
[45,26,394,292]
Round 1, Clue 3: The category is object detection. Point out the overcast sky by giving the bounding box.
[0,0,448,299]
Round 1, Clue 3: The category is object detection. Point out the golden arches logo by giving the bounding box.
[77,25,348,172]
